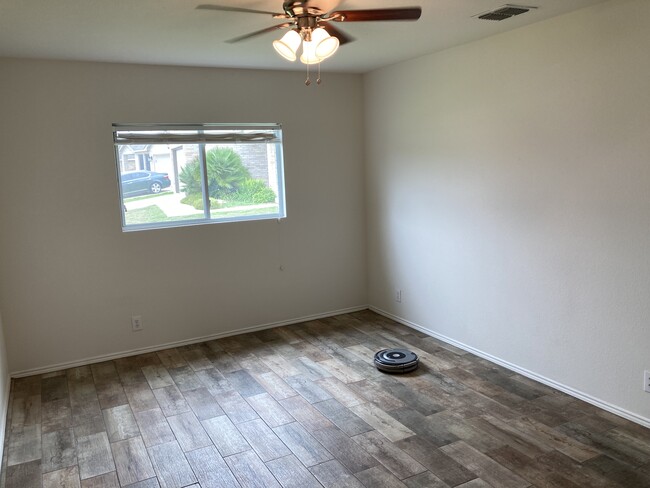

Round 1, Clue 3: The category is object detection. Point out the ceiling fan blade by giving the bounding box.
[328,7,421,22]
[196,4,285,17]
[225,23,292,43]
[321,23,354,45]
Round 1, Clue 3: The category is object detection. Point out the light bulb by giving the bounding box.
[273,30,301,62]
[312,27,339,60]
[300,40,320,65]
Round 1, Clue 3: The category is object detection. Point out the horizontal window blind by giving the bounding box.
[113,123,282,145]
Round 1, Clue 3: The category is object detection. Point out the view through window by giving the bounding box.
[113,124,286,231]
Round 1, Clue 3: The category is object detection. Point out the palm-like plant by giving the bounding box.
[205,147,250,198]
[179,160,202,195]
[180,147,250,199]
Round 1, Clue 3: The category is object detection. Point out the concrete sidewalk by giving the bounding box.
[125,193,200,217]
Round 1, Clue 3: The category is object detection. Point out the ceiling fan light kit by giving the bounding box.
[274,27,339,65]
[198,2,422,84]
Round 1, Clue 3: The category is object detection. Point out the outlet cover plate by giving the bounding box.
[132,315,143,332]
[644,370,650,393]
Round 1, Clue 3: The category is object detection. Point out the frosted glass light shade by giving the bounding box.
[273,30,301,61]
[312,27,339,60]
[300,40,320,65]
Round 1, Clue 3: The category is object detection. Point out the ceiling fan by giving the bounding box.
[196,1,422,66]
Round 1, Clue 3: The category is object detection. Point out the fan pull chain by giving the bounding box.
[305,63,311,86]
[317,61,322,85]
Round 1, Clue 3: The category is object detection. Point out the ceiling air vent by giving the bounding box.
[475,4,537,21]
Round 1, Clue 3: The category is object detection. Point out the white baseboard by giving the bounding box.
[0,375,10,466]
[10,305,368,378]
[370,306,650,429]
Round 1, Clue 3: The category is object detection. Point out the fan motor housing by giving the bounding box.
[374,348,419,374]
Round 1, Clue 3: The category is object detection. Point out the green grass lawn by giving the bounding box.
[124,206,199,226]
[125,204,280,226]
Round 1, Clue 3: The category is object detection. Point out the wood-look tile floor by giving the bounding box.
[2,310,650,487]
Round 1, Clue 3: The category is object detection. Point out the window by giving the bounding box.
[113,124,286,231]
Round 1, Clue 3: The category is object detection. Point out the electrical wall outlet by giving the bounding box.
[644,370,650,393]
[395,289,402,303]
[131,315,143,332]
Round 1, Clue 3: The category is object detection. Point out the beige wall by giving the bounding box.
[0,60,367,373]
[364,0,650,424]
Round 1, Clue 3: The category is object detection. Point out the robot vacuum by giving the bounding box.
[374,348,419,374]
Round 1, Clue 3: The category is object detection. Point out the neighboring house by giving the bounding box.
[118,144,180,192]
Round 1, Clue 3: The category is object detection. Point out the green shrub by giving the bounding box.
[181,194,219,210]
[181,193,202,209]
[179,161,202,195]
[230,179,276,205]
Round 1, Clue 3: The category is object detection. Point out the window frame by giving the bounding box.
[113,123,286,232]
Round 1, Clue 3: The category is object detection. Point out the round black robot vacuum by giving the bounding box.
[374,348,419,374]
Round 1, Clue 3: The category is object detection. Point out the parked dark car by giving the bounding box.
[121,171,171,196]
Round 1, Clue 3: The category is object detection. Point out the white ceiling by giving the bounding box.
[0,0,607,73]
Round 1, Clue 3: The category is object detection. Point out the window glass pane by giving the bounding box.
[201,142,280,222]
[120,144,206,227]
